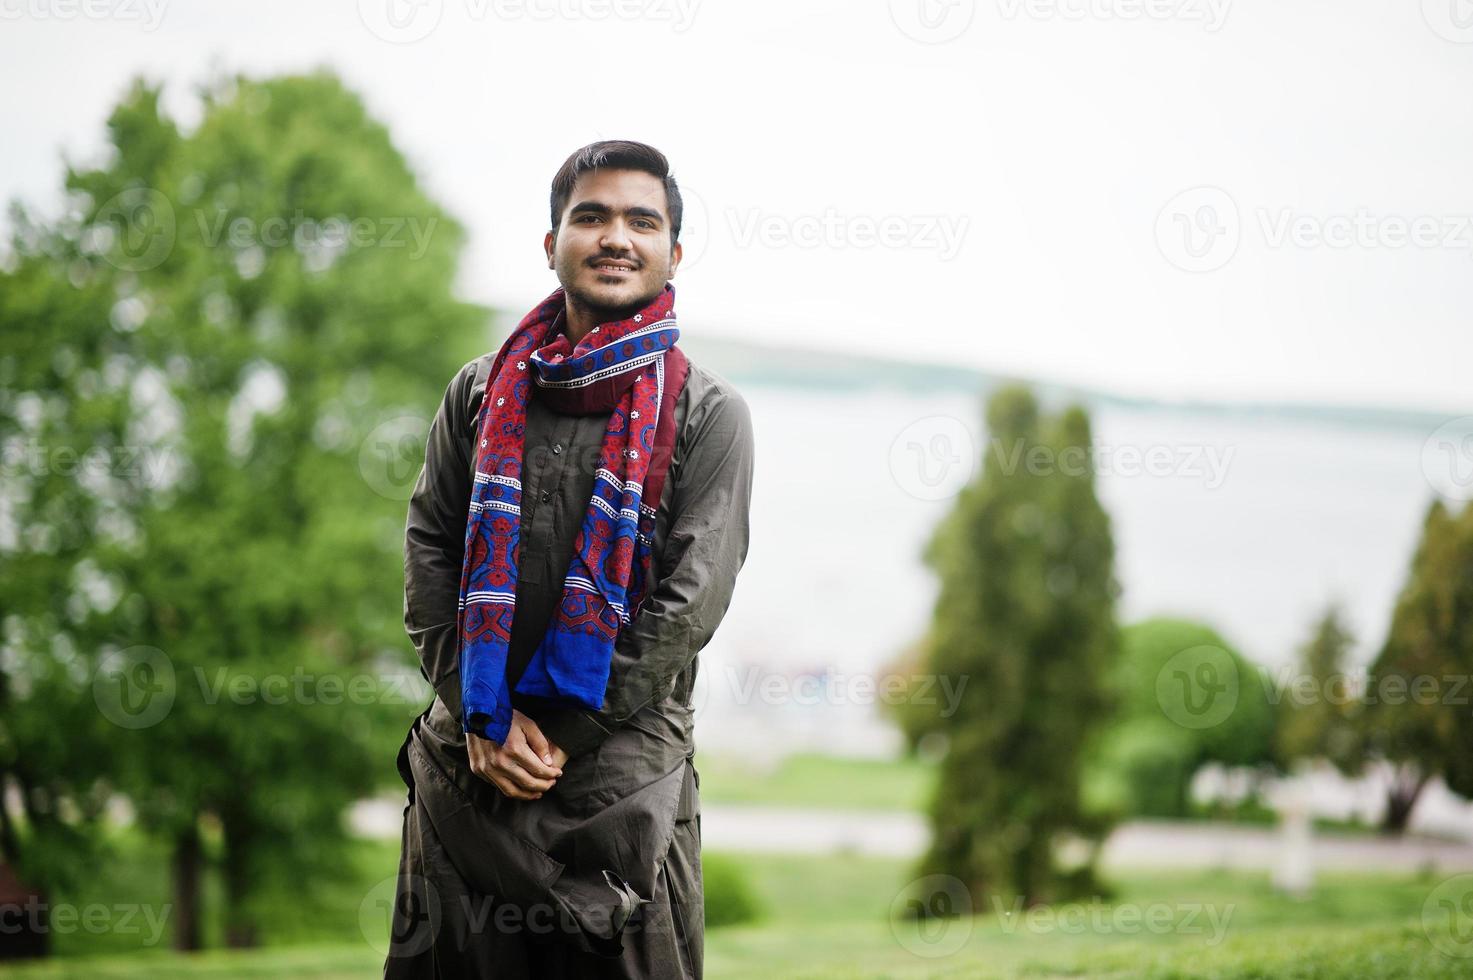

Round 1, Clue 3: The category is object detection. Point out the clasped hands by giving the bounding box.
[467,708,571,801]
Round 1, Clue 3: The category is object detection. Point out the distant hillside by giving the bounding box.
[481,311,1454,435]
[676,332,1455,435]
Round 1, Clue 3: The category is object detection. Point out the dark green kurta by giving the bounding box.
[385,339,754,979]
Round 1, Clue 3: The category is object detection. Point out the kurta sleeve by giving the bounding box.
[539,383,756,760]
[403,359,480,726]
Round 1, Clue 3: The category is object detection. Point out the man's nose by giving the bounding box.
[600,219,633,251]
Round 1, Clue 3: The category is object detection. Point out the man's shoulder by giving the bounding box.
[675,355,753,453]
[465,350,499,388]
[680,355,748,417]
[445,352,499,425]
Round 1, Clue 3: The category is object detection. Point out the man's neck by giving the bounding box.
[561,295,650,347]
[560,300,600,347]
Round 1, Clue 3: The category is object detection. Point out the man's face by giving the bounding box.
[545,167,682,318]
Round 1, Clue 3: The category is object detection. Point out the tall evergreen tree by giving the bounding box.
[914,385,1120,906]
[1363,499,1473,833]
[1277,602,1366,776]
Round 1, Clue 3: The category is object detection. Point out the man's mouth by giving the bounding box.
[591,259,638,276]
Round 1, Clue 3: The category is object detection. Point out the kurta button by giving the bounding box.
[552,444,562,455]
[541,490,552,503]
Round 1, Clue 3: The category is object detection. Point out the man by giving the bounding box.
[384,140,754,979]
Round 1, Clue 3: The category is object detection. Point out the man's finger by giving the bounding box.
[498,751,559,791]
[508,740,562,781]
[490,770,540,800]
[522,720,553,763]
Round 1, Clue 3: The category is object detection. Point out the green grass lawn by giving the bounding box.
[705,855,1469,978]
[694,751,938,811]
[2,840,1467,978]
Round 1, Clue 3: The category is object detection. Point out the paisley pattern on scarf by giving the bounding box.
[456,283,686,744]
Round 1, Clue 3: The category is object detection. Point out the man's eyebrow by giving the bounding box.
[568,201,665,223]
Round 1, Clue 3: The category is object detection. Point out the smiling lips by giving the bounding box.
[591,259,637,275]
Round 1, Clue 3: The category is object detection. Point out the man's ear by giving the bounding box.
[544,230,556,269]
[668,239,683,279]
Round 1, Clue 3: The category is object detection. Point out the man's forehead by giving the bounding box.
[566,169,668,212]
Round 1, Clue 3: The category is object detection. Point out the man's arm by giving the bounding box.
[403,359,479,721]
[538,381,756,759]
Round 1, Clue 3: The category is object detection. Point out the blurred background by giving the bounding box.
[3,1,1473,976]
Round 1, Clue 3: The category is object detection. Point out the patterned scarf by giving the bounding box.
[457,283,689,744]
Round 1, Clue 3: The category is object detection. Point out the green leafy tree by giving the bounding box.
[912,385,1120,907]
[2,71,486,947]
[1085,618,1278,820]
[0,206,137,899]
[1363,499,1473,833]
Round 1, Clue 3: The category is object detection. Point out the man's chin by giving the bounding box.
[568,278,661,319]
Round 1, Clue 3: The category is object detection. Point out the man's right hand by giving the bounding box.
[467,708,566,800]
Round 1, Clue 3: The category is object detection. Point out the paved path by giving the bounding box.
[693,806,1473,872]
[1101,820,1473,873]
[350,799,1473,872]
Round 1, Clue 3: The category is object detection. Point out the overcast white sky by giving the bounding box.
[4,0,1470,413]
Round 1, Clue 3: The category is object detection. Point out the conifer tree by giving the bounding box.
[914,386,1120,905]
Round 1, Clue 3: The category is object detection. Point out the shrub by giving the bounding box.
[701,852,762,928]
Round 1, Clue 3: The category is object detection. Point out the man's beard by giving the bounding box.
[556,254,667,322]
[564,279,657,321]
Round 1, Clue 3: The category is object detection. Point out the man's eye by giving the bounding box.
[634,220,655,229]
[578,215,600,223]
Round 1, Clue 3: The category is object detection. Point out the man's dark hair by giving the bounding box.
[549,140,683,246]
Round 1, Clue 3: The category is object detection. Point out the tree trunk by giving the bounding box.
[224,921,259,948]
[1381,766,1429,835]
[222,817,259,949]
[170,822,203,952]
[0,778,21,865]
